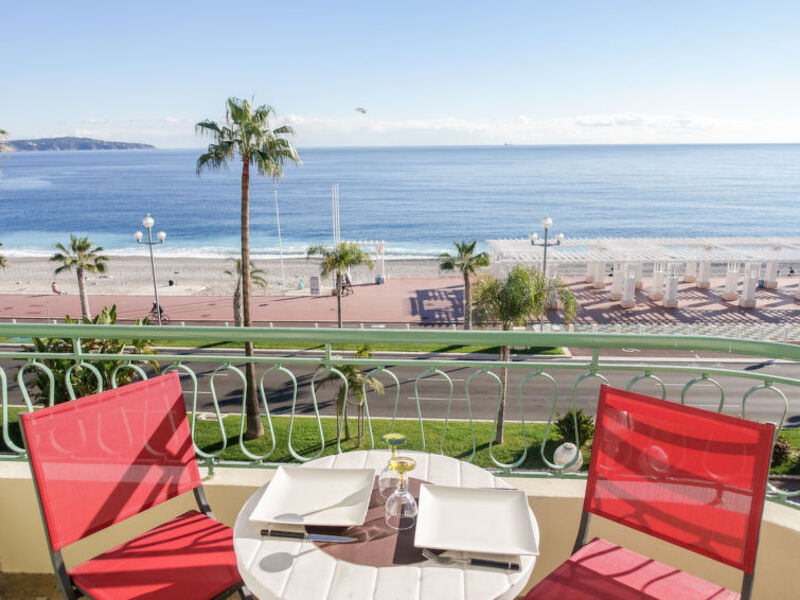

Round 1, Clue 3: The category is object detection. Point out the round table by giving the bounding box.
[233,450,538,600]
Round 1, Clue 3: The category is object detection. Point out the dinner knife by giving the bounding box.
[260,528,358,543]
[422,548,520,571]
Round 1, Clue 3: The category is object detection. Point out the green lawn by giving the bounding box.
[3,406,798,476]
[191,414,569,470]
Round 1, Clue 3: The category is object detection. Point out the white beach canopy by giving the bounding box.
[487,236,800,276]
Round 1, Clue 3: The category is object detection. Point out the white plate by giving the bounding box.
[249,466,375,526]
[414,484,539,555]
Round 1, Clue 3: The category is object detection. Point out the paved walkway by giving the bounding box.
[1,276,799,328]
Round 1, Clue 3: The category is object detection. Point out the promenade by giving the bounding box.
[2,275,800,330]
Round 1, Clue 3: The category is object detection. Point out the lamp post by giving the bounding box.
[530,217,564,330]
[134,213,166,325]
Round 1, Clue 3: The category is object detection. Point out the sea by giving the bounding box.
[0,144,798,260]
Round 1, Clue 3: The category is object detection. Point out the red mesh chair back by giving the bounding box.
[585,386,774,574]
[21,372,201,551]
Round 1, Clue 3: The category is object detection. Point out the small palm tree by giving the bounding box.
[50,235,109,319]
[439,240,489,329]
[224,258,268,327]
[306,242,374,327]
[473,265,578,443]
[197,97,300,439]
[322,346,385,444]
[0,243,7,270]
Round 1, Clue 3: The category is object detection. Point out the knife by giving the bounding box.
[260,528,358,543]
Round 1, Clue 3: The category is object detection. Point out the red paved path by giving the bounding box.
[2,276,800,327]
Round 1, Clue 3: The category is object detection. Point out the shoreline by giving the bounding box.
[0,256,448,296]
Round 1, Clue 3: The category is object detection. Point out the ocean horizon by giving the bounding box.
[1,143,799,260]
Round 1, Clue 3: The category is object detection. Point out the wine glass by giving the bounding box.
[385,455,417,530]
[378,432,407,497]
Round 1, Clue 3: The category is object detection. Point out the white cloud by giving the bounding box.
[38,111,800,148]
[286,112,800,146]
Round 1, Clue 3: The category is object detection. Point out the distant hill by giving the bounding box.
[3,137,156,151]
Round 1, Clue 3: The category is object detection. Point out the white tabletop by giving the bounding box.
[233,450,538,600]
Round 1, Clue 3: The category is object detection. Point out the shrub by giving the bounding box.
[772,435,793,467]
[25,305,158,404]
[554,408,595,447]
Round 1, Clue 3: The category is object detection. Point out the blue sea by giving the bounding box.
[0,144,798,259]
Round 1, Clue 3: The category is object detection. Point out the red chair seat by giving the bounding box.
[69,510,242,600]
[526,538,740,600]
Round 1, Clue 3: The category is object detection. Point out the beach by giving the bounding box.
[0,256,447,297]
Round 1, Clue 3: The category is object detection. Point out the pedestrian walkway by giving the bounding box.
[1,276,799,331]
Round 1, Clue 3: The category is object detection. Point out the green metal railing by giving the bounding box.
[1,323,798,504]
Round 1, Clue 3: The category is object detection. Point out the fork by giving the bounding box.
[422,548,520,571]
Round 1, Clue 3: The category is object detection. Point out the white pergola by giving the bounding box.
[488,236,800,270]
[488,236,800,308]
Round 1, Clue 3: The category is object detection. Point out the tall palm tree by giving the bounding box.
[306,242,375,328]
[473,265,578,443]
[196,97,299,439]
[224,258,268,327]
[50,235,109,319]
[439,240,489,330]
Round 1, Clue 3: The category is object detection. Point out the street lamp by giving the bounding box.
[134,213,166,325]
[530,217,564,329]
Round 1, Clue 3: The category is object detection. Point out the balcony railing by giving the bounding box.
[1,323,798,505]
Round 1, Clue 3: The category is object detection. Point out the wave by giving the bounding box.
[3,244,446,260]
[0,176,53,190]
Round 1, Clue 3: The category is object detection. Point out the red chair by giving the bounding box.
[21,372,252,600]
[526,385,774,600]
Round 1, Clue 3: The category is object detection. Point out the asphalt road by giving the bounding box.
[7,353,797,426]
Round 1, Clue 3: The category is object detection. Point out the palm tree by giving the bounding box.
[473,265,578,443]
[439,240,489,329]
[322,346,385,444]
[50,235,109,319]
[306,242,374,327]
[0,243,7,270]
[196,97,299,439]
[224,258,268,327]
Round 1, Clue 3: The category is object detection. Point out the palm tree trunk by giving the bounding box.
[233,279,242,327]
[77,267,90,319]
[336,272,343,328]
[241,159,264,439]
[494,321,510,444]
[463,271,472,330]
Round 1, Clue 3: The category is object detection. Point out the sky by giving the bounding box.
[2,0,800,148]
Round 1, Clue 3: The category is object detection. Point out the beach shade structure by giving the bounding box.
[663,268,679,308]
[20,372,252,600]
[740,262,759,308]
[524,385,774,600]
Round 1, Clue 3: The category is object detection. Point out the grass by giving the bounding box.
[191,414,569,470]
[772,430,800,476]
[150,339,564,355]
[3,406,798,476]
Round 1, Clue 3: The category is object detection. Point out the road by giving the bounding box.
[6,352,798,426]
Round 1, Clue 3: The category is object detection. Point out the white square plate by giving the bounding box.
[414,484,539,555]
[249,466,375,526]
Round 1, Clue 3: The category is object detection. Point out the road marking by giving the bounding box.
[408,396,464,402]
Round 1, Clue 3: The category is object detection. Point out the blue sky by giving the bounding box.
[2,0,799,147]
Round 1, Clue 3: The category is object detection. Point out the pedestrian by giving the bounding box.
[51,281,66,295]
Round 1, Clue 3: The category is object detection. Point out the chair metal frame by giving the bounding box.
[21,373,253,600]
